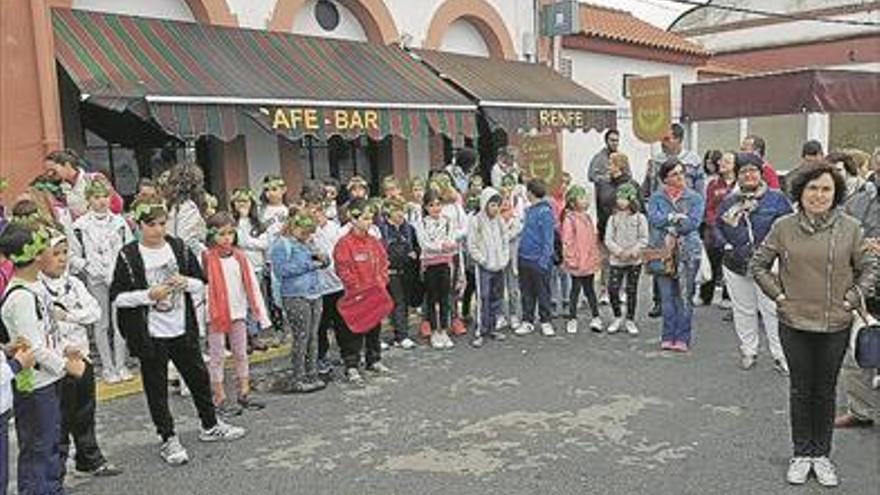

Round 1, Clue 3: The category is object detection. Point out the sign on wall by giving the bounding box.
[518,132,562,190]
[629,75,671,143]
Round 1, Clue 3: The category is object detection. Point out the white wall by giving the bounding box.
[226,0,275,29]
[72,0,195,21]
[691,18,875,54]
[239,115,282,190]
[563,48,698,183]
[439,19,490,57]
[407,135,431,179]
[291,0,368,41]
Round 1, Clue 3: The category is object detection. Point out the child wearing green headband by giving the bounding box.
[560,184,603,334]
[603,183,649,336]
[378,197,419,350]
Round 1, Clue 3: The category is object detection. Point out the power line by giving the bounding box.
[663,0,880,27]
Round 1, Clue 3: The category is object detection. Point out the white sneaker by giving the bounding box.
[179,380,191,397]
[607,317,624,334]
[510,316,521,329]
[566,319,578,334]
[199,420,246,442]
[430,332,444,349]
[812,457,839,487]
[442,331,455,349]
[118,368,134,382]
[495,316,508,330]
[346,368,364,384]
[740,354,756,370]
[589,317,604,333]
[514,322,534,336]
[380,341,390,351]
[160,436,189,466]
[399,338,416,350]
[624,320,639,335]
[102,371,121,385]
[786,457,812,485]
[599,292,610,305]
[540,323,555,336]
[366,362,391,374]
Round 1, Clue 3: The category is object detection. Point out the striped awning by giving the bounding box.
[414,49,616,133]
[52,9,477,141]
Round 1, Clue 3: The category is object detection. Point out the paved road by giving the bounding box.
[11,287,880,495]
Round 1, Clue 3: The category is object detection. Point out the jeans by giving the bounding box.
[569,274,599,320]
[609,265,641,319]
[723,267,784,361]
[656,258,699,345]
[60,362,106,475]
[519,259,552,324]
[387,273,409,341]
[780,323,850,457]
[475,267,504,338]
[551,265,571,313]
[13,383,65,495]
[139,335,217,441]
[1,410,9,495]
[503,262,521,323]
[283,297,322,383]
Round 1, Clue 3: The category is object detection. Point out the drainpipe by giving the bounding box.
[31,0,62,154]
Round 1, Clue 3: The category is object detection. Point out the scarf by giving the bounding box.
[721,181,768,228]
[664,183,685,202]
[202,245,262,333]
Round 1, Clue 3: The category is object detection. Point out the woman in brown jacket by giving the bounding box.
[751,162,877,488]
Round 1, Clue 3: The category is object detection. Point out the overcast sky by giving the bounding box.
[586,0,705,29]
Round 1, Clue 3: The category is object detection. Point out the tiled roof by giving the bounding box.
[577,3,709,56]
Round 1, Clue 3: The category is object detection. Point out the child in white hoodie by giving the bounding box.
[466,187,510,348]
[70,179,134,383]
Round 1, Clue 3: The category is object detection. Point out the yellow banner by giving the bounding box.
[629,75,671,143]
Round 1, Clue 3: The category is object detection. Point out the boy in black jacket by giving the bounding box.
[110,198,245,466]
[379,198,420,349]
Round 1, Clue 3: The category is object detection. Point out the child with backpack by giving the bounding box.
[40,231,122,478]
[0,223,86,493]
[69,179,134,383]
[560,185,603,334]
[203,212,271,414]
[466,187,510,347]
[604,183,649,335]
[379,198,420,350]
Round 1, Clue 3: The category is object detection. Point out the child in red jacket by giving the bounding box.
[333,199,391,384]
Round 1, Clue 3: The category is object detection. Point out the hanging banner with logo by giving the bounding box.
[518,132,562,190]
[629,75,671,143]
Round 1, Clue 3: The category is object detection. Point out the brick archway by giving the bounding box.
[424,0,516,59]
[184,0,237,26]
[268,0,399,44]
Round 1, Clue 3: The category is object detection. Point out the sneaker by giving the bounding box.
[199,420,246,442]
[451,319,467,335]
[648,302,662,318]
[160,436,189,466]
[786,457,812,485]
[380,341,390,351]
[773,359,790,377]
[624,320,639,335]
[740,354,756,370]
[471,336,484,348]
[599,292,610,306]
[566,319,578,334]
[672,341,689,352]
[399,338,416,350]
[607,317,624,334]
[510,316,521,329]
[102,371,121,385]
[365,362,391,374]
[589,317,604,333]
[812,456,839,487]
[660,341,674,350]
[346,368,364,384]
[540,322,555,336]
[179,380,191,397]
[237,395,266,411]
[316,358,333,375]
[419,320,432,338]
[214,400,243,418]
[88,462,123,477]
[495,316,508,330]
[441,331,455,349]
[486,332,507,342]
[514,322,534,336]
[118,368,134,382]
[430,332,444,350]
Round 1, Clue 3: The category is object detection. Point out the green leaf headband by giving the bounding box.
[231,188,257,203]
[85,179,110,199]
[132,202,167,223]
[263,178,286,190]
[565,185,587,204]
[290,212,316,230]
[10,228,49,264]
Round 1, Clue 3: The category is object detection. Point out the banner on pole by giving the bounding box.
[629,75,671,143]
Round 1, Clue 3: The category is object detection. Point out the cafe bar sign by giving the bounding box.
[264,107,380,132]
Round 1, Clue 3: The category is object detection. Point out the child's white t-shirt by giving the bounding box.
[140,244,186,339]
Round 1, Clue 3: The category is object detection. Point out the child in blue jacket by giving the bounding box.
[513,179,556,337]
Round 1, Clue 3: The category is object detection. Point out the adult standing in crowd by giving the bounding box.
[699,150,732,307]
[588,129,620,186]
[447,148,476,195]
[595,152,641,303]
[491,146,520,189]
[715,153,792,374]
[647,159,705,352]
[45,150,123,219]
[589,129,622,306]
[741,134,780,189]
[835,149,880,429]
[751,162,877,488]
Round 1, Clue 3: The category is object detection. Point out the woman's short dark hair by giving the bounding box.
[788,162,846,210]
[825,151,858,178]
[658,158,683,182]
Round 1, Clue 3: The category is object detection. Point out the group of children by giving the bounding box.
[0,146,651,493]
